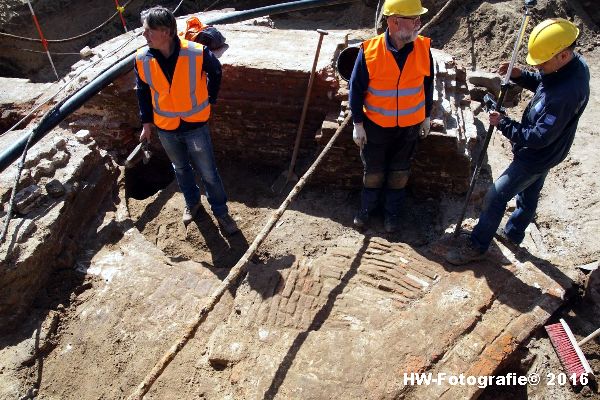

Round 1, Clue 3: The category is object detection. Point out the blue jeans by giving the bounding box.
[157,125,228,217]
[471,160,548,252]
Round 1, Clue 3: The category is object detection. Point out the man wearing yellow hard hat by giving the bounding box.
[349,0,434,233]
[446,18,590,265]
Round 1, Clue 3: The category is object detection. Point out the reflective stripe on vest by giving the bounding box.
[136,39,210,130]
[362,34,430,127]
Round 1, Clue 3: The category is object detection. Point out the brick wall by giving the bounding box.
[70,26,478,198]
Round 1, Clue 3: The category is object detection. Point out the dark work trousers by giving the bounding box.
[359,118,421,217]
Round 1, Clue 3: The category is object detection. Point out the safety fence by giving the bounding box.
[1,0,137,80]
[0,0,222,80]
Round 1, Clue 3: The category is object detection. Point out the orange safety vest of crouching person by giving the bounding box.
[362,34,430,128]
[135,39,210,130]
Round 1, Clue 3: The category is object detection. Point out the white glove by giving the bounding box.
[420,117,431,138]
[353,123,367,149]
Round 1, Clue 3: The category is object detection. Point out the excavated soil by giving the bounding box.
[1,0,599,399]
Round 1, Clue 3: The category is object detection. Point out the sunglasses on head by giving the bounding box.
[391,15,421,21]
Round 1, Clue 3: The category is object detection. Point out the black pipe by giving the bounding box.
[336,45,359,81]
[0,0,357,173]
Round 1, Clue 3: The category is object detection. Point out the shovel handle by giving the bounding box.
[286,29,329,181]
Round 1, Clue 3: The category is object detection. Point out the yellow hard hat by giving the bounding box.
[526,18,579,65]
[383,0,428,17]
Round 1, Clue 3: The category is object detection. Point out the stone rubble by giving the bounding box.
[0,128,119,331]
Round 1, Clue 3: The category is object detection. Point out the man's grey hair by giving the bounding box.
[141,6,177,37]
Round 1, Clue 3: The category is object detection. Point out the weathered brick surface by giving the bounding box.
[409,241,577,400]
[0,132,119,332]
[68,24,477,198]
[236,238,439,334]
[211,63,340,168]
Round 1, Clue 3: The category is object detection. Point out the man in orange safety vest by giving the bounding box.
[349,0,434,233]
[135,6,238,235]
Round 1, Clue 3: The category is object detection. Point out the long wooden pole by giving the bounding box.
[127,114,352,400]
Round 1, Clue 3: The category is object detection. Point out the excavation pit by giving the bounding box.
[124,154,174,201]
[0,18,517,400]
[1,4,596,399]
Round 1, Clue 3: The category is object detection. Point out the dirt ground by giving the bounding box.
[130,1,600,395]
[2,0,600,399]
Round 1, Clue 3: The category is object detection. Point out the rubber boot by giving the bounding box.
[383,188,405,232]
[354,188,380,229]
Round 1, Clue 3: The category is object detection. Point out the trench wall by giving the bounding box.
[0,131,119,332]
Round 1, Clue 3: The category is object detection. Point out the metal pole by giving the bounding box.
[453,0,536,237]
[115,0,128,33]
[25,0,59,80]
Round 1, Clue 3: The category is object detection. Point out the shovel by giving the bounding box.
[271,29,328,193]
[124,140,152,169]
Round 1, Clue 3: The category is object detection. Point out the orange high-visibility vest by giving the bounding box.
[136,39,210,130]
[362,34,430,128]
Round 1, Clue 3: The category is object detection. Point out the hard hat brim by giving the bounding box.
[526,53,544,66]
[383,6,428,16]
[408,6,428,15]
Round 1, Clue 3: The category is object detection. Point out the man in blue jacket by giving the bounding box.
[446,18,590,265]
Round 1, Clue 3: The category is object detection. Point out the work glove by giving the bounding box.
[353,123,367,149]
[488,111,506,127]
[420,117,431,138]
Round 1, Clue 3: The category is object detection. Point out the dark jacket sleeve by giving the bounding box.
[498,96,571,149]
[424,49,434,118]
[349,47,369,124]
[134,61,153,124]
[512,69,541,93]
[203,47,222,104]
